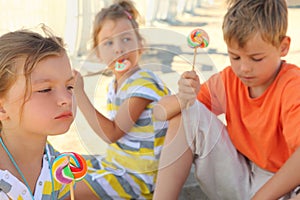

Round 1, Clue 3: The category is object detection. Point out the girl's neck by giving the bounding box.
[114,65,140,91]
[0,130,47,196]
[0,130,47,164]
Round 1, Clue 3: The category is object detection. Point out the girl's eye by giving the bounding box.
[38,88,51,93]
[123,37,131,43]
[67,85,74,90]
[104,40,113,46]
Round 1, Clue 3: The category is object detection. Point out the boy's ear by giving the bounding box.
[280,36,291,57]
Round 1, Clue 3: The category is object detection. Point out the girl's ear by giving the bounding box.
[280,36,291,57]
[138,41,144,55]
[94,47,103,62]
[138,47,144,55]
[0,100,8,121]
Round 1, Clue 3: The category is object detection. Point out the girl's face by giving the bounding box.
[0,53,75,136]
[96,18,142,72]
[228,33,290,98]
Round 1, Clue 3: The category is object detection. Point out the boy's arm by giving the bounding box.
[252,147,300,200]
[153,71,200,121]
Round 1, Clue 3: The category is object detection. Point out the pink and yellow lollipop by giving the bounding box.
[52,152,87,200]
[187,28,209,70]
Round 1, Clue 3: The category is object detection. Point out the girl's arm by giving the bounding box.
[153,95,181,121]
[74,71,151,143]
[70,181,99,200]
[252,147,300,200]
[153,114,194,199]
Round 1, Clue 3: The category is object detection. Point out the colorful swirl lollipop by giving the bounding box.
[115,59,131,72]
[187,28,209,70]
[52,152,87,200]
[187,28,209,49]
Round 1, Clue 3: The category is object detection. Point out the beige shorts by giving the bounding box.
[182,101,298,200]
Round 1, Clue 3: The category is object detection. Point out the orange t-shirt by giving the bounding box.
[197,61,300,172]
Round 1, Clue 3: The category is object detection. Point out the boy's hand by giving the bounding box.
[177,71,200,109]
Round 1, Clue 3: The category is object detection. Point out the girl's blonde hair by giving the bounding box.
[92,0,143,50]
[223,0,288,48]
[0,26,65,129]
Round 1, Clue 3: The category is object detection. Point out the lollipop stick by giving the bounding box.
[187,48,198,109]
[192,48,197,71]
[70,181,75,200]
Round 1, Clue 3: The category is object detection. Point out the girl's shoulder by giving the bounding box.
[126,68,160,79]
[46,142,60,158]
[0,170,33,199]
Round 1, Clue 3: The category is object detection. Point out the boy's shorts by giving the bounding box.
[182,101,299,200]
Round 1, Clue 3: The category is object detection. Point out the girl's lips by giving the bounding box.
[55,112,73,119]
[116,58,128,63]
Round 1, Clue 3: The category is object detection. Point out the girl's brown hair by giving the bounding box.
[92,0,143,50]
[0,25,65,129]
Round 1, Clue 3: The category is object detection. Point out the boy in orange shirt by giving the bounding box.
[153,0,300,199]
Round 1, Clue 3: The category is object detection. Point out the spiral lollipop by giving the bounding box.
[52,152,87,200]
[187,28,209,70]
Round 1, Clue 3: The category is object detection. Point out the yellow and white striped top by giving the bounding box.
[0,143,71,200]
[85,68,170,199]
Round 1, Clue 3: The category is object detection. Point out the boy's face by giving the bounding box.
[227,33,290,97]
[1,53,75,136]
[96,18,142,72]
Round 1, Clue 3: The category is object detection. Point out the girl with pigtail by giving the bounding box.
[74,0,170,199]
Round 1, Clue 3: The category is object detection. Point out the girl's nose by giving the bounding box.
[114,41,124,54]
[57,89,73,107]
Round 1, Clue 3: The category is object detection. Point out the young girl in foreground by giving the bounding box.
[74,0,170,199]
[0,28,97,200]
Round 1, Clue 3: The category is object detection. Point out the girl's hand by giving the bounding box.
[73,70,85,95]
[177,71,200,109]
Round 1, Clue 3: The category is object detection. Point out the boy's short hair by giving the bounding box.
[222,0,288,48]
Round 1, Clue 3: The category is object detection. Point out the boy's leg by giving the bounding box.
[182,101,251,200]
